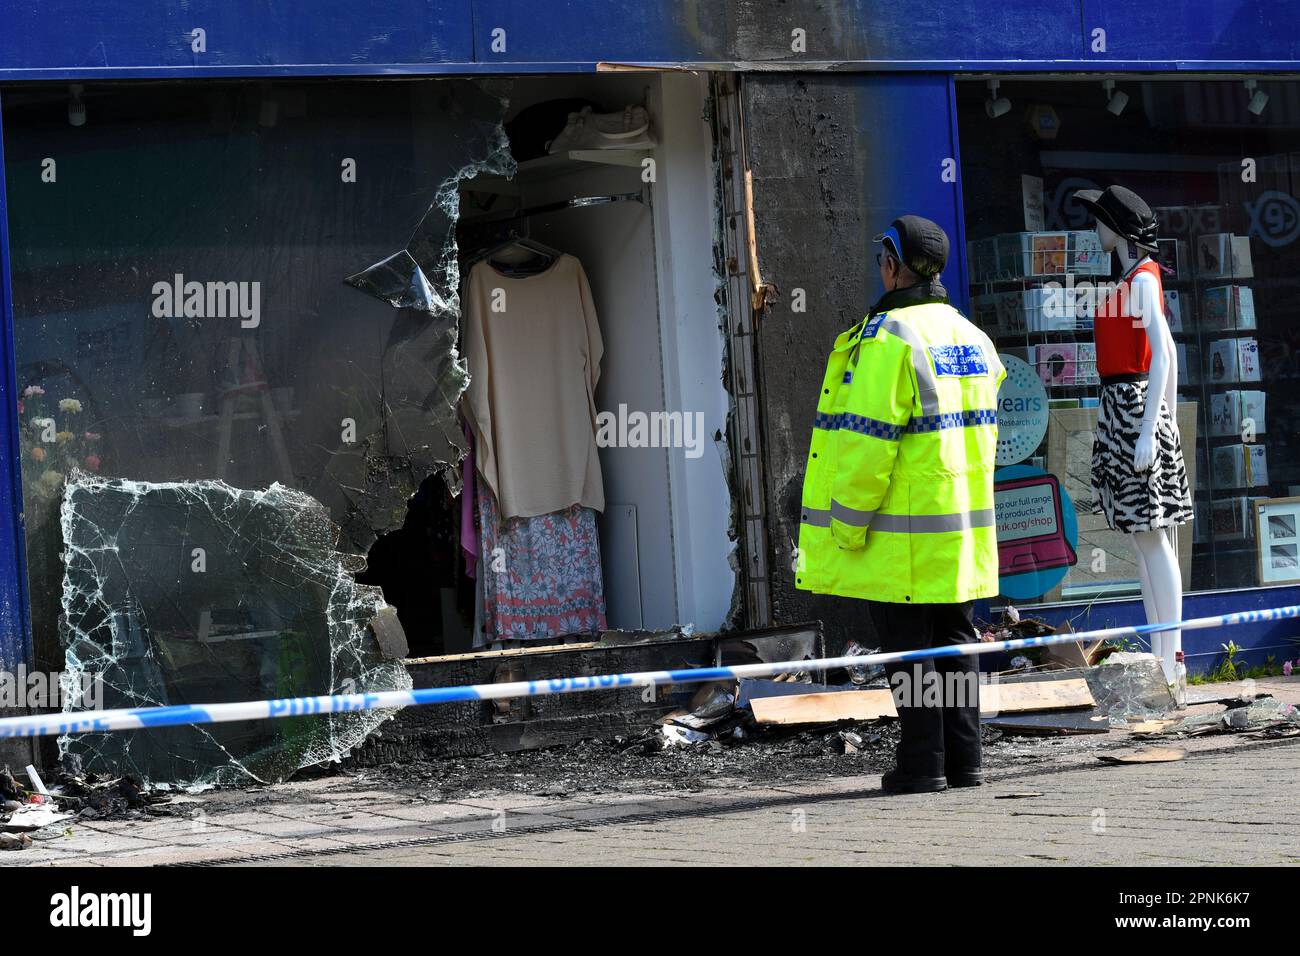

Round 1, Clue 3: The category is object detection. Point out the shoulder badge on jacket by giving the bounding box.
[861,312,887,340]
[928,343,991,377]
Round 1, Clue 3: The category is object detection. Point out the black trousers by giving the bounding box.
[867,600,981,779]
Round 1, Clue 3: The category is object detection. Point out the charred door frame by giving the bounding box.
[712,73,775,629]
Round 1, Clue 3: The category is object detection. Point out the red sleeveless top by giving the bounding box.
[1095,259,1160,378]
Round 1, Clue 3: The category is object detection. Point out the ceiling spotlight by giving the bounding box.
[67,84,86,127]
[1244,79,1269,116]
[1103,79,1129,116]
[985,79,1011,119]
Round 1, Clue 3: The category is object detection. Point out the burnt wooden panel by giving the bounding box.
[349,636,716,763]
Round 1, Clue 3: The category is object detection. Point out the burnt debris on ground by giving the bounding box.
[1,762,182,850]
[340,618,1298,801]
[8,612,1296,832]
[355,722,1078,801]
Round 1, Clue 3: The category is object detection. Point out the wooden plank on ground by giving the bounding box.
[1097,746,1186,764]
[750,678,1094,726]
[736,678,858,709]
[750,689,896,725]
[984,678,1094,714]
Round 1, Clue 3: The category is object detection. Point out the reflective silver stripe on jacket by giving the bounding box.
[830,500,875,527]
[870,509,996,534]
[876,315,942,416]
[801,500,877,528]
[803,506,993,533]
[801,507,832,527]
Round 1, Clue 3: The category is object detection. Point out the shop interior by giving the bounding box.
[359,73,734,656]
[1,72,734,673]
[957,76,1300,601]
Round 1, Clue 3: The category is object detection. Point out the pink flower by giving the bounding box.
[1285,660,1294,677]
[83,454,101,473]
[16,400,23,415]
[83,432,101,441]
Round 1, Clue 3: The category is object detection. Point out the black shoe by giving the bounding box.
[881,768,948,794]
[946,768,983,788]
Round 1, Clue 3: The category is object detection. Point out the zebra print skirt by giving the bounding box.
[1091,379,1193,533]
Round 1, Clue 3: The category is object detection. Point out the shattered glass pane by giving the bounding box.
[2,78,512,672]
[1090,652,1177,724]
[58,471,412,787]
[345,82,516,315]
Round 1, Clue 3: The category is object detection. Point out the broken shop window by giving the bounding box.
[3,78,511,673]
[6,72,743,775]
[3,78,518,786]
[58,471,412,787]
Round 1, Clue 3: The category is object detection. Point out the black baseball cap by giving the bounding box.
[1074,185,1159,251]
[873,215,949,277]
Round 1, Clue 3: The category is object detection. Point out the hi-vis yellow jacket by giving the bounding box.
[796,290,1006,604]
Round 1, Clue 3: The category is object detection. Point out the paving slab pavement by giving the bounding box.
[0,731,1293,867]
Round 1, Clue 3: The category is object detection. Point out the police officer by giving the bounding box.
[795,215,1005,794]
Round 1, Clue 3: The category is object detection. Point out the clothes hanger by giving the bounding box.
[464,231,561,272]
[486,237,559,275]
[509,236,563,262]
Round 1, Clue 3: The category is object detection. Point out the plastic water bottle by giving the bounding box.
[1174,650,1187,709]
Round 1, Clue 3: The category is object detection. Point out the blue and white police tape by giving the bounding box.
[1,604,1297,739]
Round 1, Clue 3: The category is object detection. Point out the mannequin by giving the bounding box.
[1078,185,1193,686]
[1099,221,1182,681]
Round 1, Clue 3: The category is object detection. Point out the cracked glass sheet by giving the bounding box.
[58,471,412,787]
[1089,652,1177,724]
[2,78,510,667]
[345,84,516,315]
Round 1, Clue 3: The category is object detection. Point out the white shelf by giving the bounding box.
[463,149,653,197]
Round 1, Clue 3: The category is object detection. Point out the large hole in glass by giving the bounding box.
[3,77,516,783]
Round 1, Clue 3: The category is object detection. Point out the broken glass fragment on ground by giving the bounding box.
[58,470,412,787]
[1171,696,1300,736]
[1088,651,1177,724]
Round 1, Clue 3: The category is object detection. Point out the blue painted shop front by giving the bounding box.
[1008,586,1300,675]
[2,1,1300,676]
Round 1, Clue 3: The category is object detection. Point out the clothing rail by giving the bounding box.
[468,189,646,227]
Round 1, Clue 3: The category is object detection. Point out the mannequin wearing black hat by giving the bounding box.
[1077,185,1193,688]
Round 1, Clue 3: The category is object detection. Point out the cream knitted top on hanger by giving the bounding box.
[462,253,605,520]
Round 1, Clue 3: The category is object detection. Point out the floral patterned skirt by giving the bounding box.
[477,478,607,641]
